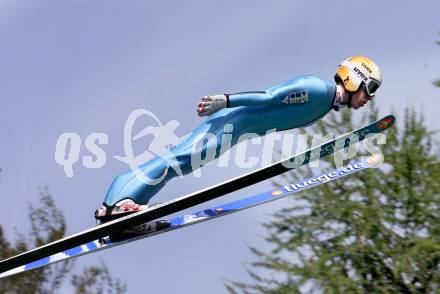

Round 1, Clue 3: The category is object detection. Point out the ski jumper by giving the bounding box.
[103,75,336,207]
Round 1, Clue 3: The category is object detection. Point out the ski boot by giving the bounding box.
[95,199,171,242]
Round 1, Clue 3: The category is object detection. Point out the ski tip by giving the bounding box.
[377,115,396,130]
[364,153,383,168]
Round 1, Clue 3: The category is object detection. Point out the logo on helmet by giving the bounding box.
[353,67,369,82]
[361,63,372,74]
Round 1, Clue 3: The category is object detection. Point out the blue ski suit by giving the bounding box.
[103,75,336,207]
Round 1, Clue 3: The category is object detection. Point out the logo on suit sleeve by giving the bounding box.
[282,90,309,104]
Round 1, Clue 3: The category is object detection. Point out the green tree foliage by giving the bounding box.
[72,264,127,294]
[0,188,126,294]
[227,106,440,293]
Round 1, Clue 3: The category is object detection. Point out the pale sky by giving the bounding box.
[1,1,439,293]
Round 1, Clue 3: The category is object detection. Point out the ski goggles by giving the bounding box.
[363,79,380,97]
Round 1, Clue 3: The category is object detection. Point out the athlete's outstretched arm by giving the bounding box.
[227,91,273,107]
[197,81,297,116]
[197,91,272,116]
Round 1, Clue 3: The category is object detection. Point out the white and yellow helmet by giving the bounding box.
[335,56,382,96]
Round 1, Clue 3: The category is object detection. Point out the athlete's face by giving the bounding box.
[351,87,374,110]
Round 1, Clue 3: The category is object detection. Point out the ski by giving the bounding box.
[0,155,382,279]
[0,115,395,274]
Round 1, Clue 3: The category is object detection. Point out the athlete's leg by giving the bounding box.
[102,106,268,207]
